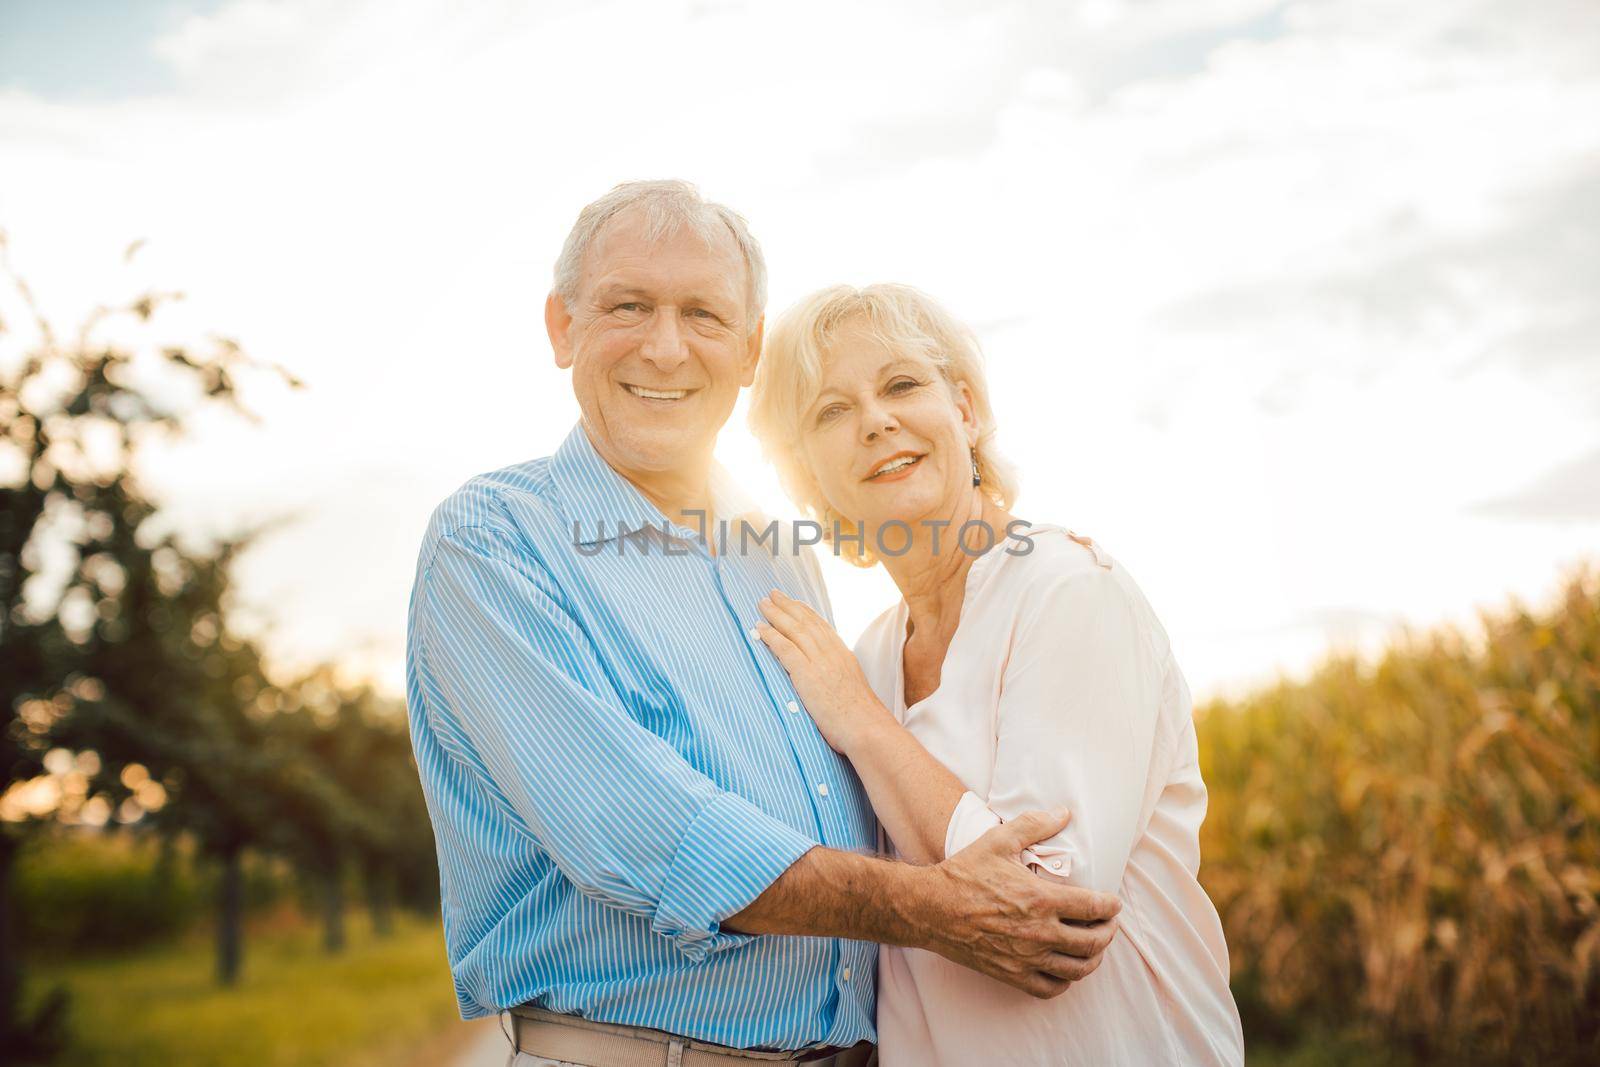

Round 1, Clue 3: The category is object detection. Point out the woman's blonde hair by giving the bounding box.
[748,283,1018,568]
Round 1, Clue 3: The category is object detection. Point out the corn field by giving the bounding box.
[1195,565,1600,1065]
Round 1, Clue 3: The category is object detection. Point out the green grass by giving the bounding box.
[23,904,1423,1067]
[23,910,467,1067]
[18,891,1426,1067]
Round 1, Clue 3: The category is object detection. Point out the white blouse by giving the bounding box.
[853,525,1244,1067]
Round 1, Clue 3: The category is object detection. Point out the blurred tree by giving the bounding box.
[0,231,300,1026]
[261,697,367,957]
[105,540,298,985]
[267,673,422,953]
[2,231,438,1037]
[353,697,435,936]
[345,691,437,937]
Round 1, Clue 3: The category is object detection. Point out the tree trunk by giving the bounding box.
[366,863,393,938]
[1,828,67,1062]
[216,843,243,986]
[153,831,178,890]
[0,829,21,1044]
[321,863,345,954]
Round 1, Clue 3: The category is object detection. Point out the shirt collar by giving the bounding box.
[550,422,766,548]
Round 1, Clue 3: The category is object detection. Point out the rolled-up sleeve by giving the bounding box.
[415,521,817,961]
[941,569,1165,893]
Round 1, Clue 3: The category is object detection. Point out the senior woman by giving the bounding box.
[747,284,1244,1067]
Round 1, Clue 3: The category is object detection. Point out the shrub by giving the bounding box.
[15,831,288,954]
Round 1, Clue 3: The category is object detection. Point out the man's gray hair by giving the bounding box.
[552,179,768,333]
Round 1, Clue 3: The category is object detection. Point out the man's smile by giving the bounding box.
[621,382,698,402]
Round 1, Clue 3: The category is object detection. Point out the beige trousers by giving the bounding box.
[502,1007,877,1067]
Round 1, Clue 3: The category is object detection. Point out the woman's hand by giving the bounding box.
[755,589,897,754]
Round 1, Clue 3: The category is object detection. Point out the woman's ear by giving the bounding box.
[954,378,980,448]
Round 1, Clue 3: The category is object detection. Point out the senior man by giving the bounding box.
[405,180,1120,1067]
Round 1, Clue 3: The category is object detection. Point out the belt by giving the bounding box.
[507,1006,875,1067]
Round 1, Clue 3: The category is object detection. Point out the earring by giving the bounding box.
[971,449,981,488]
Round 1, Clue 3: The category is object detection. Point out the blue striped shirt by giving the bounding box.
[405,423,878,1049]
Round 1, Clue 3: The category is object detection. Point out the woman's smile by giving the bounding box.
[864,451,926,482]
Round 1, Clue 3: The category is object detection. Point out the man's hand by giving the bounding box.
[911,808,1121,998]
[727,809,1119,999]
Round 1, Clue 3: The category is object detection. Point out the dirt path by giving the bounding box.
[447,1016,512,1067]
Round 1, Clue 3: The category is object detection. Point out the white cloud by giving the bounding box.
[1,0,1595,697]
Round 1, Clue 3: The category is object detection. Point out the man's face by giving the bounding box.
[546,209,761,484]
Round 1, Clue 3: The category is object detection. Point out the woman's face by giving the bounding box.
[798,317,980,536]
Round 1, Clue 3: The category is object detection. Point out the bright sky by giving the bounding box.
[2,0,1596,701]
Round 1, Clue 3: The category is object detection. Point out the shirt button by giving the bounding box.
[786,700,800,713]
[1051,860,1064,870]
[748,627,761,642]
[816,783,830,797]
[842,967,852,982]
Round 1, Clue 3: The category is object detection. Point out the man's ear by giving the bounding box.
[546,291,575,369]
[739,315,765,388]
